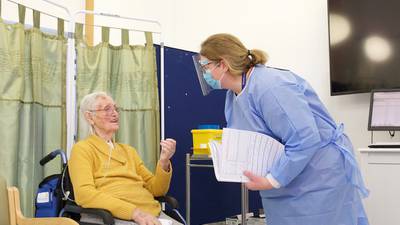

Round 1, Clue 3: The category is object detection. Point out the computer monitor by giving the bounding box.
[368,89,400,131]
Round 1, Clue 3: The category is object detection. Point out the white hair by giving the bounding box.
[79,91,110,136]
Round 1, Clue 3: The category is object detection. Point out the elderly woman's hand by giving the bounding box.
[131,208,161,225]
[159,138,176,171]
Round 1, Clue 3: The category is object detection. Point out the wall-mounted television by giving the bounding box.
[328,0,400,96]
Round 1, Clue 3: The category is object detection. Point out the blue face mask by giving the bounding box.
[203,70,221,89]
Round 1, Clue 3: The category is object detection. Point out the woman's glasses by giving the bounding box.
[199,59,219,73]
[89,105,120,116]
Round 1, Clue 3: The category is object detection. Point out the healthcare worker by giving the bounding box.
[193,33,369,225]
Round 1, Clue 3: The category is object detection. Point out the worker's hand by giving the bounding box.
[159,138,176,171]
[131,208,161,225]
[243,171,273,191]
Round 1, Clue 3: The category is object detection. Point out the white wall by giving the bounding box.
[2,0,85,31]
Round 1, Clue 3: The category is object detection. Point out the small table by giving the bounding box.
[185,153,249,225]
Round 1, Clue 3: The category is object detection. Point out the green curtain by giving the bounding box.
[0,6,66,216]
[75,25,160,171]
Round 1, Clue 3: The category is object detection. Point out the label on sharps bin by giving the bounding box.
[200,143,207,148]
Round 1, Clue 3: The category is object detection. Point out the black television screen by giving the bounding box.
[328,0,400,95]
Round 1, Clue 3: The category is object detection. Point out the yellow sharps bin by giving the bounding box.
[191,129,223,155]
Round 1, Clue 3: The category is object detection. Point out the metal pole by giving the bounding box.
[160,41,165,140]
[241,183,248,225]
[186,153,191,225]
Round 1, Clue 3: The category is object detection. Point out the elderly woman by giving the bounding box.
[69,92,179,225]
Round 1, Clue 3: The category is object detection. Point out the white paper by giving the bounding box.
[209,128,284,183]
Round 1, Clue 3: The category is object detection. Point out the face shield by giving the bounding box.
[192,54,214,96]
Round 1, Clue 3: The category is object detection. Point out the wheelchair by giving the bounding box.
[35,149,186,225]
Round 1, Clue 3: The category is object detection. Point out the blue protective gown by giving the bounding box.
[225,65,369,225]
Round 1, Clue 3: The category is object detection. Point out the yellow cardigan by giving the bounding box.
[68,135,172,220]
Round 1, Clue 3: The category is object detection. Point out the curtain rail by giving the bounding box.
[6,0,162,34]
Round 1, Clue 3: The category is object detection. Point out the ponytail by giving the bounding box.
[200,33,268,76]
[248,49,268,67]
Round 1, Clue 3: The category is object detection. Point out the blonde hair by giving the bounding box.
[79,91,110,136]
[200,33,268,76]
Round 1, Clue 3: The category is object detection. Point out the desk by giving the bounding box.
[358,148,400,225]
[185,153,249,225]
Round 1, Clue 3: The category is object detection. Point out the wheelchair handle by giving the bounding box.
[40,149,67,166]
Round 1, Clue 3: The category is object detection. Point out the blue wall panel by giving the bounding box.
[156,46,262,225]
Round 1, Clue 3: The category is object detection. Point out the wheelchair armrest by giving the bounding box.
[63,204,115,225]
[155,195,179,209]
